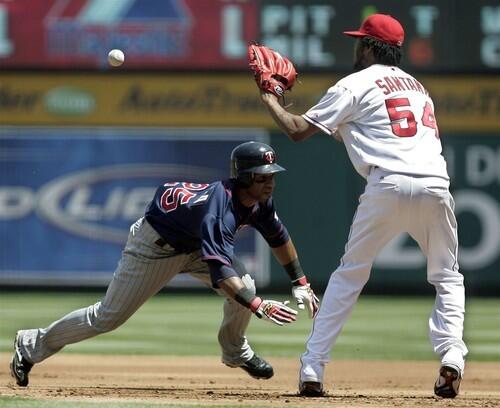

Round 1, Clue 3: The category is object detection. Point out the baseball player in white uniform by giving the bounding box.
[258,14,467,399]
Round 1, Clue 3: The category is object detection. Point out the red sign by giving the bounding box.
[0,0,258,69]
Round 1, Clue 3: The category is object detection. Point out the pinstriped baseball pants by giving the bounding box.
[18,218,255,366]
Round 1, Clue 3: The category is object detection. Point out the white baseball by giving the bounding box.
[108,49,125,67]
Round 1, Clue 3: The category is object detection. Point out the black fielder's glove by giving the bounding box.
[250,297,298,326]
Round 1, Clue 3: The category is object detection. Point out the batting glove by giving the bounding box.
[292,277,320,318]
[250,297,298,326]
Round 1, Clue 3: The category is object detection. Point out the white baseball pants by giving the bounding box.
[18,218,255,367]
[300,168,468,384]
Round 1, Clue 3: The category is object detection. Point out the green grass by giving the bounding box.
[0,292,499,361]
[0,396,256,408]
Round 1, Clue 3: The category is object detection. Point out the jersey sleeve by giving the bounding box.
[206,260,238,288]
[200,214,234,265]
[200,185,235,265]
[302,84,356,136]
[251,199,290,248]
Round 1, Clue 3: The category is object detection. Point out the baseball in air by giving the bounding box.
[108,49,125,67]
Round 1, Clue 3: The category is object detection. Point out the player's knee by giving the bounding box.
[89,302,125,333]
[428,270,464,287]
[333,262,372,287]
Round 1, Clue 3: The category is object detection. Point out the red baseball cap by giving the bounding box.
[344,14,404,47]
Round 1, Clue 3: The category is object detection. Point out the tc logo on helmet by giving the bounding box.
[264,151,275,163]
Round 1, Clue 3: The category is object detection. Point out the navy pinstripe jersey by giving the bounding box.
[144,179,289,266]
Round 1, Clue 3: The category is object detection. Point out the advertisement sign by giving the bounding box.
[1,73,499,132]
[0,0,498,71]
[0,0,257,69]
[0,127,271,287]
[258,0,500,71]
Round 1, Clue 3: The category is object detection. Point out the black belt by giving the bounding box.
[155,238,168,248]
[154,238,197,254]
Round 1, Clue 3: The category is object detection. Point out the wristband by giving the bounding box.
[284,258,305,282]
[234,287,260,310]
[249,297,263,313]
[292,276,308,286]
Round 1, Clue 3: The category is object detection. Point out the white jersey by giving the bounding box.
[303,64,448,179]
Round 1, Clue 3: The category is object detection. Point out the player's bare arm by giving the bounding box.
[218,275,245,298]
[271,239,320,318]
[270,238,298,264]
[260,92,319,142]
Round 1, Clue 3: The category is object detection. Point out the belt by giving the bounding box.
[155,238,168,248]
[154,237,198,254]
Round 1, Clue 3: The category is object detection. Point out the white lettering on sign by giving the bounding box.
[0,5,13,57]
[410,6,439,37]
[481,35,500,68]
[221,5,246,58]
[376,234,425,269]
[0,164,219,244]
[261,5,335,66]
[123,188,156,219]
[481,7,500,67]
[454,190,500,269]
[466,145,500,186]
[65,186,149,220]
[0,187,33,219]
[481,7,500,34]
[375,189,500,270]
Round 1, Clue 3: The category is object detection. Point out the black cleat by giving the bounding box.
[10,332,33,387]
[225,354,274,379]
[434,365,461,398]
[299,381,325,397]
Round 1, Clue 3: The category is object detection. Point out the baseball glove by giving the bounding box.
[248,44,297,97]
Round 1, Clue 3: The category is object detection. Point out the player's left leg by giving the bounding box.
[187,257,272,379]
[407,177,467,398]
[11,218,189,386]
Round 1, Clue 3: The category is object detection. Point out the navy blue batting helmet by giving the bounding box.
[230,141,285,186]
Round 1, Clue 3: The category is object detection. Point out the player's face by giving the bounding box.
[247,174,276,202]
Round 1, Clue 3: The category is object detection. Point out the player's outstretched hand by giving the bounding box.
[250,298,298,326]
[292,277,320,318]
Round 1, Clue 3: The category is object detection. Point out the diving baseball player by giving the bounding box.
[10,141,319,387]
[253,14,467,399]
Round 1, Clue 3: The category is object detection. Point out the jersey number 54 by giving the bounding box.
[385,98,439,138]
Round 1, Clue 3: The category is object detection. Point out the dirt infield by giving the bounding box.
[1,353,499,407]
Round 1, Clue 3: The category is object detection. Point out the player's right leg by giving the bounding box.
[11,218,188,386]
[300,170,403,394]
[187,257,273,379]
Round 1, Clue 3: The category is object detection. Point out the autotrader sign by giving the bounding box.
[0,127,271,287]
[1,73,499,132]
